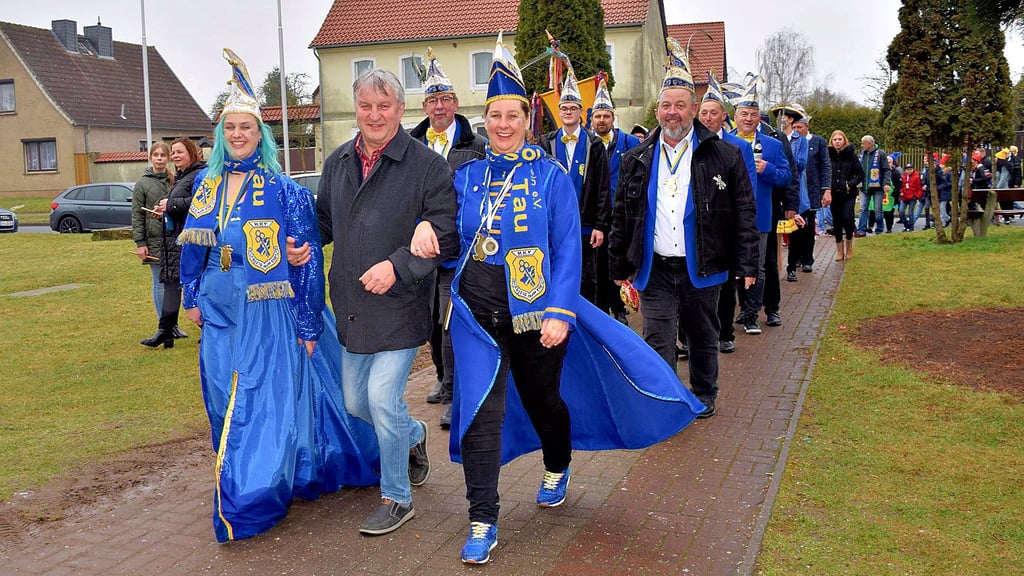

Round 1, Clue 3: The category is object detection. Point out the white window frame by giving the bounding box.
[605,43,615,79]
[353,58,376,83]
[469,51,492,91]
[0,79,14,113]
[400,54,425,93]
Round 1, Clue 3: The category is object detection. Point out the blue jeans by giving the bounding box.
[857,188,885,233]
[817,205,833,233]
[149,263,164,318]
[340,345,423,505]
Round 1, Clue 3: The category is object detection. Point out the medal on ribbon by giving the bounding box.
[220,245,233,271]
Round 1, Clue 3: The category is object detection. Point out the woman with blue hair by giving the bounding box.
[178,49,379,543]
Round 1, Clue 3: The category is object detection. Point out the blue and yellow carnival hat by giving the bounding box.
[485,31,529,106]
[701,71,727,104]
[730,74,763,109]
[662,37,694,93]
[593,75,614,110]
[423,47,455,95]
[219,48,261,123]
[560,66,583,106]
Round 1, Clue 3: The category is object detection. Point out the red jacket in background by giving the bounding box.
[901,169,923,201]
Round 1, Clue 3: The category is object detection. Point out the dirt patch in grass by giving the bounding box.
[850,307,1024,398]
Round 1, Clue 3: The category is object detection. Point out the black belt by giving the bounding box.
[653,253,686,266]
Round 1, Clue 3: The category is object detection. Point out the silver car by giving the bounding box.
[49,182,135,233]
[0,207,17,233]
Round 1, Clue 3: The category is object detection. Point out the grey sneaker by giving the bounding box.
[409,420,430,486]
[719,340,736,354]
[743,318,762,335]
[359,499,414,535]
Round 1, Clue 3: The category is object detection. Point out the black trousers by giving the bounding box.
[595,243,625,314]
[157,281,181,332]
[580,236,598,305]
[639,255,720,400]
[461,311,571,524]
[833,195,857,242]
[788,210,816,270]
[717,277,737,343]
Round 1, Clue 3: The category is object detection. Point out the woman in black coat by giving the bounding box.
[825,130,864,261]
[142,138,207,347]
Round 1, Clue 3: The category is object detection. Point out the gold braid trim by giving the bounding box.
[511,310,545,334]
[246,280,294,302]
[176,228,217,247]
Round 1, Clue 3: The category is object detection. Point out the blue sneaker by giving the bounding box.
[536,468,570,507]
[461,521,498,564]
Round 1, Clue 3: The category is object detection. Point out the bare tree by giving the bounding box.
[860,53,896,109]
[756,28,815,108]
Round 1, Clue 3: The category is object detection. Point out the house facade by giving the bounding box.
[0,19,212,195]
[310,0,696,155]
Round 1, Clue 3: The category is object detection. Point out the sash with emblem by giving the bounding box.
[179,152,293,302]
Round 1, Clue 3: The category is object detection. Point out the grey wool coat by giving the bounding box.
[317,128,459,354]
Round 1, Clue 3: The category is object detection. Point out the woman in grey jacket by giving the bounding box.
[131,141,172,326]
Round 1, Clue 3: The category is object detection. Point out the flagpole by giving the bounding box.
[277,0,291,173]
[140,0,152,150]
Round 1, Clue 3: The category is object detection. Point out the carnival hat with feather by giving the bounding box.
[701,71,727,104]
[662,37,694,93]
[219,48,261,123]
[770,102,809,123]
[559,64,583,107]
[423,47,455,95]
[486,31,529,106]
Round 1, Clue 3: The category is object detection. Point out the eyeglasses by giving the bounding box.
[424,95,456,106]
[558,106,581,113]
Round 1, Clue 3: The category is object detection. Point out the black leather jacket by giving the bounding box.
[538,128,612,232]
[609,121,759,282]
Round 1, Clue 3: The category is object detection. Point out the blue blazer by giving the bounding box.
[732,128,792,232]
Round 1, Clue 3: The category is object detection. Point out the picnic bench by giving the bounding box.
[967,188,1024,237]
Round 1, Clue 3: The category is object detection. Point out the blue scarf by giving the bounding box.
[462,144,571,333]
[178,150,293,302]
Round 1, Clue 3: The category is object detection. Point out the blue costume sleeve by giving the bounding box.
[282,178,325,342]
[179,168,209,310]
[761,136,793,189]
[541,162,582,328]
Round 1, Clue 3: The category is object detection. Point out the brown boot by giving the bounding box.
[835,241,845,261]
[844,238,854,260]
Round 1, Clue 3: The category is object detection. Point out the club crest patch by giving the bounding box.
[189,178,217,218]
[505,246,546,303]
[242,219,282,273]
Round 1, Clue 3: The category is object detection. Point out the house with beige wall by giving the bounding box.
[0,19,212,196]
[310,0,703,155]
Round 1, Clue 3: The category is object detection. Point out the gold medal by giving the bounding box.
[663,176,679,195]
[220,245,233,271]
[481,236,499,256]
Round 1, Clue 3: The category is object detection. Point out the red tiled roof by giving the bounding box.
[666,22,726,87]
[311,0,651,47]
[94,151,149,163]
[261,104,321,122]
[0,21,213,132]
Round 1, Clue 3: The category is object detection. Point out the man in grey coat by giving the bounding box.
[315,69,459,536]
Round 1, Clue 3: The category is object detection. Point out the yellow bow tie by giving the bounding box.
[426,128,448,147]
[598,132,613,146]
[561,133,578,144]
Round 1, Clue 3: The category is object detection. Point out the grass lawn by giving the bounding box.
[3,196,57,225]
[756,226,1024,575]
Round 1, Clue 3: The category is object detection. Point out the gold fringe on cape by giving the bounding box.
[177,228,218,247]
[511,310,545,334]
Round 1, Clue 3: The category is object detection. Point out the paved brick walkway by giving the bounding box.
[4,238,842,575]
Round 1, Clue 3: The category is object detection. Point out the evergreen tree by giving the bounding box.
[514,0,613,97]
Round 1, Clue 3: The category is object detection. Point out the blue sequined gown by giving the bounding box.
[180,176,380,543]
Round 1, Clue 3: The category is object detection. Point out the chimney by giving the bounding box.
[51,19,78,53]
[84,19,113,59]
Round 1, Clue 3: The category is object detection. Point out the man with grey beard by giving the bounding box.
[608,38,759,419]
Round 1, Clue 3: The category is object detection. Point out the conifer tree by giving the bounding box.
[514,0,613,97]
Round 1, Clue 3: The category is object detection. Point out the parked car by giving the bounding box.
[49,182,136,233]
[291,172,321,197]
[0,207,18,233]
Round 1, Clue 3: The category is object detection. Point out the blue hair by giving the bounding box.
[207,116,283,178]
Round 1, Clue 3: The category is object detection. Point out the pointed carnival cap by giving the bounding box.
[730,74,762,109]
[560,65,583,106]
[219,48,261,123]
[592,74,614,110]
[701,71,727,104]
[661,36,694,93]
[486,31,529,106]
[423,47,455,95]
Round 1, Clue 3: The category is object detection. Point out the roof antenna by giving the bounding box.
[120,104,127,120]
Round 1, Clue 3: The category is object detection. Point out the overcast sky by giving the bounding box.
[5,0,1024,114]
